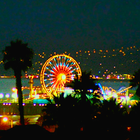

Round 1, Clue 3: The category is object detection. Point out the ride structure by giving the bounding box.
[40,54,82,97]
[99,84,134,105]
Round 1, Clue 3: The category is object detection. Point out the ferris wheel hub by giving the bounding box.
[57,73,66,80]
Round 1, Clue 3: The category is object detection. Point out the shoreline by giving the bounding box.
[97,79,130,82]
[0,76,131,81]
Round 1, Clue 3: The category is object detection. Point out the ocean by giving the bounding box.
[0,78,41,98]
[0,78,134,96]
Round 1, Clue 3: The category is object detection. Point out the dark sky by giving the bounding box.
[0,0,140,54]
[0,0,140,75]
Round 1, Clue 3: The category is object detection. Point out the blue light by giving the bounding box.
[52,66,56,70]
[50,70,54,73]
[71,70,74,73]
[120,105,123,108]
[69,67,72,70]
[96,83,106,99]
[51,81,55,84]
[128,105,131,108]
[63,62,66,66]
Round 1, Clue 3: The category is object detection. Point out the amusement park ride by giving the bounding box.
[11,54,136,105]
[19,54,82,101]
[40,54,82,97]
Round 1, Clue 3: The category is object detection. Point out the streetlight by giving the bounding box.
[0,93,4,102]
[0,93,4,98]
[2,117,8,123]
[5,93,10,98]
[2,117,13,128]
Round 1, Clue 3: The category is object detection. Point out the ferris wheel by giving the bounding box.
[40,54,82,95]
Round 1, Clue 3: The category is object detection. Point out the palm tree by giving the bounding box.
[98,98,128,139]
[66,71,100,131]
[130,69,140,97]
[67,71,99,101]
[3,39,34,125]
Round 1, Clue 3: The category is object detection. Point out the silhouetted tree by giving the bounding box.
[129,102,140,139]
[67,71,99,101]
[130,69,140,97]
[42,93,81,132]
[97,98,128,140]
[3,39,34,125]
[64,71,100,132]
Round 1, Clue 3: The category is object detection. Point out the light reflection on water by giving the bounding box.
[0,78,41,95]
[99,80,136,91]
[0,78,136,95]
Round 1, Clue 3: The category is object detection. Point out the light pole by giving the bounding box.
[2,117,13,129]
[29,75,34,98]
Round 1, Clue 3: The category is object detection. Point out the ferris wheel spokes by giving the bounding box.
[40,54,82,95]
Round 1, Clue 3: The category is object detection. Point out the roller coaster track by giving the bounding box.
[102,85,132,94]
[116,86,132,94]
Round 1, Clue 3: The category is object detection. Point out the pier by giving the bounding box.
[0,103,45,115]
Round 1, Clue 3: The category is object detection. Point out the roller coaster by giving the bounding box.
[97,83,133,104]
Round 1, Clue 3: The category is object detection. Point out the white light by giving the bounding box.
[0,93,4,98]
[5,93,10,98]
[12,93,17,99]
[35,94,39,99]
[3,117,8,122]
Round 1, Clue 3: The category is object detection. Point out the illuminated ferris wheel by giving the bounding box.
[40,54,82,95]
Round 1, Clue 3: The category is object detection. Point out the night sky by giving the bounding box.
[0,0,140,75]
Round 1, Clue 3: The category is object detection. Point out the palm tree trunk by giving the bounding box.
[15,69,24,125]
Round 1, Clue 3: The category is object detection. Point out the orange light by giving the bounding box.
[127,126,131,131]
